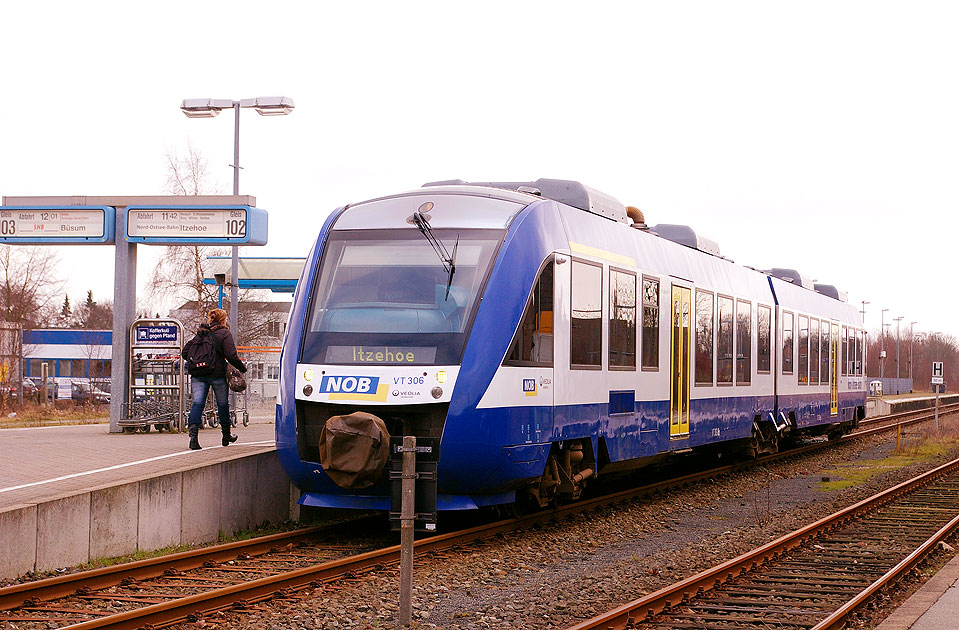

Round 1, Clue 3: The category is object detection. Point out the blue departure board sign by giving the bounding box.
[125,205,268,245]
[0,206,115,244]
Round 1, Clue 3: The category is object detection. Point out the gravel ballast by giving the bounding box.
[180,425,959,630]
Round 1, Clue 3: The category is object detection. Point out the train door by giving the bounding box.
[830,321,839,416]
[670,285,691,438]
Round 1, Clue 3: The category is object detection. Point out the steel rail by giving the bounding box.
[4,404,954,628]
[810,512,959,630]
[565,456,959,630]
[0,522,361,610]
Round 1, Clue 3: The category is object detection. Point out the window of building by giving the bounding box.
[267,365,280,380]
[757,304,771,373]
[820,322,830,384]
[782,311,794,374]
[810,318,820,384]
[267,321,282,338]
[798,315,809,384]
[717,295,734,384]
[736,300,751,385]
[571,260,603,368]
[609,269,636,369]
[695,289,714,385]
[505,259,554,366]
[641,277,660,370]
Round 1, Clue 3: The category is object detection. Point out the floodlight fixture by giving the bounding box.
[180,98,235,118]
[239,96,295,116]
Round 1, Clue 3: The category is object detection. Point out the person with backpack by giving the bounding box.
[183,308,247,450]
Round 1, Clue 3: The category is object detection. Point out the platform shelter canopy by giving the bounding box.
[204,256,306,292]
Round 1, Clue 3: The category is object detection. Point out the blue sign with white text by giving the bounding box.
[134,325,179,346]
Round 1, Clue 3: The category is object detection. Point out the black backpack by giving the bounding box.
[183,329,220,377]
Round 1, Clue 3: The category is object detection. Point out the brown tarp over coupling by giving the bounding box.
[318,411,391,489]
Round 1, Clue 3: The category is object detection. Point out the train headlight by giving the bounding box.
[303,384,313,396]
[303,369,314,381]
[436,370,448,384]
[431,386,443,399]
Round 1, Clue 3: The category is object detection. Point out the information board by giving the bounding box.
[0,206,115,244]
[125,205,268,245]
[134,324,180,346]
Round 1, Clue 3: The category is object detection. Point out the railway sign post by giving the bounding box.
[389,435,439,628]
[933,362,944,432]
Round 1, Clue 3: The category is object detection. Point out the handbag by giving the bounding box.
[227,364,247,393]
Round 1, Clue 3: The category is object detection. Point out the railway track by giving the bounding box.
[567,457,959,630]
[1,404,955,629]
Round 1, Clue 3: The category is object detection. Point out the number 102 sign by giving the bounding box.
[125,205,267,245]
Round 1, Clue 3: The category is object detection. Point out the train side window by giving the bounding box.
[820,322,830,384]
[641,276,660,370]
[504,259,554,366]
[717,295,733,384]
[695,289,714,385]
[842,326,848,377]
[571,259,603,369]
[736,300,751,385]
[856,330,866,376]
[757,304,771,373]
[609,268,636,369]
[798,315,809,384]
[810,318,820,384]
[782,311,794,374]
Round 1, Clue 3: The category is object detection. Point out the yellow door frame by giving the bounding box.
[670,285,691,438]
[830,321,839,416]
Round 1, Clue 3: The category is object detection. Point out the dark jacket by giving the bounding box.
[200,323,247,376]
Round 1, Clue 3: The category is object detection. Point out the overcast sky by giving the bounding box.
[2,1,956,345]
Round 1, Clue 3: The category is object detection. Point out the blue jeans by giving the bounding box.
[188,375,230,429]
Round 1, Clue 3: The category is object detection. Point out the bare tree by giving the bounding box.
[0,245,66,327]
[150,143,228,326]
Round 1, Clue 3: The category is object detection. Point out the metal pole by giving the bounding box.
[231,103,241,411]
[895,317,902,381]
[399,435,416,627]
[880,309,887,379]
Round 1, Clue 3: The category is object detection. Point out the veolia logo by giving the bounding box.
[320,375,380,394]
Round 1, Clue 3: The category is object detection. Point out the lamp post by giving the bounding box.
[180,96,294,337]
[880,308,889,379]
[909,321,917,387]
[860,300,869,324]
[894,316,903,384]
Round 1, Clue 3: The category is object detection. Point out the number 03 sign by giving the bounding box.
[125,205,267,245]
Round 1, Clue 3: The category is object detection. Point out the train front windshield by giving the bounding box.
[301,229,503,365]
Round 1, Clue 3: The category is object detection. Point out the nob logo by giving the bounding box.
[522,378,536,396]
[320,375,380,394]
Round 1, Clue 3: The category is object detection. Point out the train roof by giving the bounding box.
[423,178,630,224]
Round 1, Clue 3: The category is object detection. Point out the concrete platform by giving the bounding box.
[877,554,959,630]
[0,411,298,580]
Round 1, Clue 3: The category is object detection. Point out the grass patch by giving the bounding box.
[0,402,109,428]
[819,439,957,491]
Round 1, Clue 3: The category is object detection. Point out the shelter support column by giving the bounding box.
[109,207,136,433]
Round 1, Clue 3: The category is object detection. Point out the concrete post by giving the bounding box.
[109,207,136,433]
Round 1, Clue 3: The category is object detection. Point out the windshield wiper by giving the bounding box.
[411,209,458,300]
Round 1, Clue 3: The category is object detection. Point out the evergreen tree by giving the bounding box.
[60,295,71,319]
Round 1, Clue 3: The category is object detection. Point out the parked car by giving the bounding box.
[72,381,110,405]
[8,379,39,400]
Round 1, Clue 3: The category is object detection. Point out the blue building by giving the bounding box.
[23,329,112,380]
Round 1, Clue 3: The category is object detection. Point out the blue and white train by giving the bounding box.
[276,179,866,512]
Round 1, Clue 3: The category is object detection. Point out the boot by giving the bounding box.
[221,423,237,446]
[188,424,201,450]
